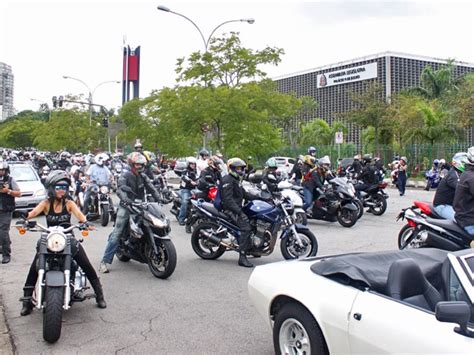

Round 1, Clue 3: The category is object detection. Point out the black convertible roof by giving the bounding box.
[311,249,449,294]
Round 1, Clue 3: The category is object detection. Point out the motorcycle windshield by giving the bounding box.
[146,202,166,219]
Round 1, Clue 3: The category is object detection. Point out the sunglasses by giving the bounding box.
[55,185,69,191]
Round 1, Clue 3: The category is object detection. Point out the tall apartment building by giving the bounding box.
[0,62,14,121]
[274,52,474,144]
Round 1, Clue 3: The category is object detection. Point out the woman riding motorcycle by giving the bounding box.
[19,170,106,316]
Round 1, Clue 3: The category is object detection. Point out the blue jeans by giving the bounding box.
[433,205,456,220]
[464,225,474,236]
[178,189,191,222]
[101,206,129,264]
[303,187,313,211]
[397,172,407,195]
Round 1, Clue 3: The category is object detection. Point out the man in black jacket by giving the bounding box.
[433,152,467,220]
[178,157,198,225]
[453,147,474,236]
[219,158,253,268]
[99,152,160,273]
[197,156,222,196]
[355,154,378,192]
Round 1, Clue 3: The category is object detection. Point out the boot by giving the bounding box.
[90,279,107,309]
[20,287,34,316]
[238,252,254,268]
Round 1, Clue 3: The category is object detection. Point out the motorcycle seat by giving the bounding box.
[200,202,228,219]
[365,184,380,193]
[425,218,469,236]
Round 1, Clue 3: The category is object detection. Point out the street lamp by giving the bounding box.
[157,5,255,51]
[62,76,120,126]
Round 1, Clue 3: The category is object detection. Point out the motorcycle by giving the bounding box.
[115,199,177,279]
[396,206,473,251]
[16,220,94,343]
[152,170,173,204]
[424,168,441,191]
[304,177,359,228]
[111,162,123,192]
[84,183,115,227]
[190,194,318,260]
[355,181,389,216]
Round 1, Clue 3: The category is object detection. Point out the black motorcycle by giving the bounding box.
[16,220,95,343]
[190,194,318,261]
[305,177,359,228]
[152,170,173,205]
[355,181,389,216]
[115,200,177,279]
[84,183,115,226]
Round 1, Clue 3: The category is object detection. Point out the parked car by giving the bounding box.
[9,162,47,211]
[248,248,474,354]
[272,156,296,176]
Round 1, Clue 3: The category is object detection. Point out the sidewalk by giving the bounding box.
[0,296,14,355]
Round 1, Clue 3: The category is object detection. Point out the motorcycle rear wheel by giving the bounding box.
[147,240,177,279]
[191,222,226,260]
[43,286,64,343]
[398,224,416,249]
[370,195,387,216]
[280,229,318,260]
[337,209,358,228]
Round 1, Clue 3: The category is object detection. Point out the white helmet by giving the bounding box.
[319,155,331,166]
[187,157,197,167]
[95,153,109,166]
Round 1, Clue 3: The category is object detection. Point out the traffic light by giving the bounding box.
[52,96,57,108]
[58,96,64,108]
[102,117,109,128]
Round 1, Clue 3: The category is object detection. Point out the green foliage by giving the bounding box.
[0,119,44,147]
[408,60,459,100]
[298,119,346,146]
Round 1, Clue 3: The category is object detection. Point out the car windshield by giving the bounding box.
[10,166,38,182]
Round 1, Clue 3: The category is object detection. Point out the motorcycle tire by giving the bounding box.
[147,240,177,279]
[116,245,131,262]
[294,212,308,226]
[101,208,109,227]
[398,224,416,249]
[355,199,364,219]
[280,229,318,260]
[191,222,226,260]
[43,286,64,343]
[370,194,387,216]
[337,209,358,228]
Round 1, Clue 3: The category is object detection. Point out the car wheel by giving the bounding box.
[273,302,328,355]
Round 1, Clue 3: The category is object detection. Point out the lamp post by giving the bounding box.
[62,76,120,126]
[157,5,254,52]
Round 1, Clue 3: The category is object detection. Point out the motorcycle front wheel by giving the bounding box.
[191,222,226,260]
[294,212,308,225]
[370,195,387,216]
[101,208,109,227]
[280,229,318,260]
[398,224,416,249]
[43,286,64,343]
[355,199,364,219]
[147,240,177,279]
[337,208,358,228]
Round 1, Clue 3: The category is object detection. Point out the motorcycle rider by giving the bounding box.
[262,157,282,193]
[397,157,408,196]
[453,147,474,236]
[306,156,332,214]
[99,152,161,273]
[178,157,198,226]
[432,152,467,220]
[82,153,112,215]
[219,158,254,268]
[349,155,363,178]
[289,156,303,185]
[307,146,317,157]
[56,152,72,171]
[19,170,106,316]
[0,161,21,264]
[302,155,317,212]
[374,157,386,182]
[197,149,210,176]
[355,154,378,192]
[197,156,222,196]
[134,140,143,153]
[244,156,256,179]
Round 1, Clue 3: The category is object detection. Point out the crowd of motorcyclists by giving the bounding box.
[1,141,473,328]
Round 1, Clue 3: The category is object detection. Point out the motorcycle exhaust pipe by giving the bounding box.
[425,231,460,251]
[200,230,222,245]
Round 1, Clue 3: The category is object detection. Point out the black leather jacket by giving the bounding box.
[219,174,250,215]
[117,169,160,207]
[198,167,221,192]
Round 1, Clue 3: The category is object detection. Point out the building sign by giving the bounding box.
[317,62,378,88]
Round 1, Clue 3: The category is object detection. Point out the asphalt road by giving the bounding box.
[0,188,435,354]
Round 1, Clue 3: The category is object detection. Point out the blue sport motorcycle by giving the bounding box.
[190,195,318,260]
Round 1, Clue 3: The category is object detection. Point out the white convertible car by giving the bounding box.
[248,248,474,354]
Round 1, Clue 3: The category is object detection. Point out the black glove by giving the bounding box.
[18,210,28,220]
[79,221,91,230]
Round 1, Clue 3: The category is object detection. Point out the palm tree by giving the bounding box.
[410,61,458,99]
[299,119,346,146]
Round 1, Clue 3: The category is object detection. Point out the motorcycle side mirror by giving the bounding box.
[267,174,277,183]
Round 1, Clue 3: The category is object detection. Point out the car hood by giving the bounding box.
[16,180,45,194]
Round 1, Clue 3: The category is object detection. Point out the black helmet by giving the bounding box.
[199,149,209,158]
[362,154,372,164]
[44,170,71,189]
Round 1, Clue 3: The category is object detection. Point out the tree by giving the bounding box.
[298,119,346,146]
[409,60,458,100]
[444,72,474,128]
[344,82,391,154]
[0,119,44,148]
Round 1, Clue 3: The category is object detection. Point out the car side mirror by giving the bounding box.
[435,301,474,338]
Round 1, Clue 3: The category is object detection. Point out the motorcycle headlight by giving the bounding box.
[148,213,169,228]
[47,232,66,252]
[100,186,109,194]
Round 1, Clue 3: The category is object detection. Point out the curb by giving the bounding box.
[0,296,14,355]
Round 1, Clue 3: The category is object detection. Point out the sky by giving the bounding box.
[1,0,473,114]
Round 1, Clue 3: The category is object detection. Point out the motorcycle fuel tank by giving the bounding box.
[243,200,276,219]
